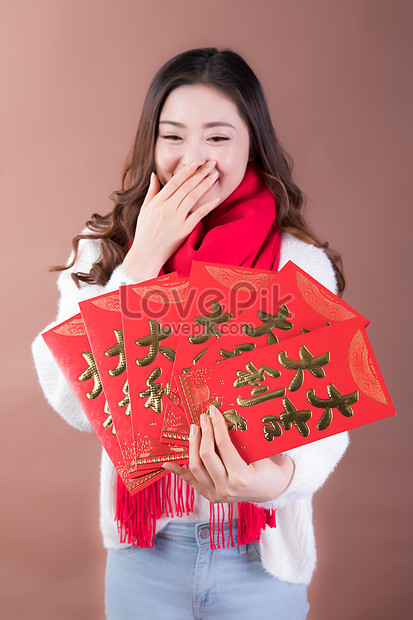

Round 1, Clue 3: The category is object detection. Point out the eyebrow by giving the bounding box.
[159,120,237,130]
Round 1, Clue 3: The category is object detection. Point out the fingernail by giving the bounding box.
[209,405,217,418]
[201,414,207,427]
[190,424,197,438]
[205,160,216,168]
[209,169,219,180]
[188,161,198,168]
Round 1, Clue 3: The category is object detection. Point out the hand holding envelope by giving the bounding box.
[163,405,295,504]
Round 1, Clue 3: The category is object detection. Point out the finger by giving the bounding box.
[158,160,213,201]
[160,162,219,211]
[209,405,249,473]
[188,422,216,490]
[140,172,160,209]
[184,195,221,230]
[161,462,205,494]
[198,413,228,484]
[178,170,220,215]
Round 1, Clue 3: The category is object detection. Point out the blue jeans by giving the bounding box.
[105,521,309,619]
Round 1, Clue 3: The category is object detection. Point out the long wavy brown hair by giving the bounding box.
[52,47,345,294]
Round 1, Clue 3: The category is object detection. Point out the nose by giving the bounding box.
[181,140,208,168]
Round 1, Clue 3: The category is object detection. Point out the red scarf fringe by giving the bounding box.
[115,475,276,549]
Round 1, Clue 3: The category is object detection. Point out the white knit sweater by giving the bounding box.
[31,232,349,585]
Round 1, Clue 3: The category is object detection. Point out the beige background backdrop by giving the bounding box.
[1,1,411,618]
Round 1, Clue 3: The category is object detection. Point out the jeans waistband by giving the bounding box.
[157,520,243,550]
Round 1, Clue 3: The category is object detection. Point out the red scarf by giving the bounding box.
[116,162,280,549]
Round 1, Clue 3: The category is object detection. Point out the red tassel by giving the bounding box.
[186,485,195,515]
[116,475,276,550]
[209,503,217,550]
[228,503,235,548]
[207,502,276,549]
[236,501,277,546]
[115,475,165,548]
[220,502,225,549]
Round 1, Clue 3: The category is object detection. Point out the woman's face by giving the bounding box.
[154,84,251,211]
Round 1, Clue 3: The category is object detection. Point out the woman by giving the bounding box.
[32,47,349,619]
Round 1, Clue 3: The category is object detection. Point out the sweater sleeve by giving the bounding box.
[31,234,137,432]
[255,233,350,510]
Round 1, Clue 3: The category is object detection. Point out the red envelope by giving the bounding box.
[79,291,138,474]
[182,260,370,370]
[171,260,277,374]
[177,319,396,463]
[42,314,167,493]
[79,272,178,474]
[120,276,191,469]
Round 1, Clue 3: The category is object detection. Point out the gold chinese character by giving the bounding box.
[306,384,359,430]
[182,348,208,373]
[207,399,247,432]
[117,379,131,417]
[135,319,176,367]
[222,409,247,431]
[234,362,281,388]
[278,345,330,392]
[217,343,255,362]
[102,400,116,435]
[189,300,232,345]
[234,362,285,407]
[79,351,103,399]
[139,367,165,413]
[242,304,293,345]
[105,328,126,377]
[262,399,312,440]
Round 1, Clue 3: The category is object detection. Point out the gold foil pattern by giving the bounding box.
[222,409,247,431]
[189,301,232,344]
[204,265,275,290]
[348,329,388,404]
[306,383,359,430]
[242,304,293,345]
[102,400,116,435]
[217,343,256,362]
[278,346,330,392]
[54,317,86,337]
[132,281,189,304]
[296,271,356,321]
[262,399,312,440]
[78,351,103,399]
[91,294,121,312]
[135,319,176,366]
[139,367,165,413]
[234,362,281,388]
[105,328,127,376]
[182,348,208,374]
[237,386,286,407]
[117,379,131,416]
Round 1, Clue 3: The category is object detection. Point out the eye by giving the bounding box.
[209,136,230,143]
[162,135,182,141]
